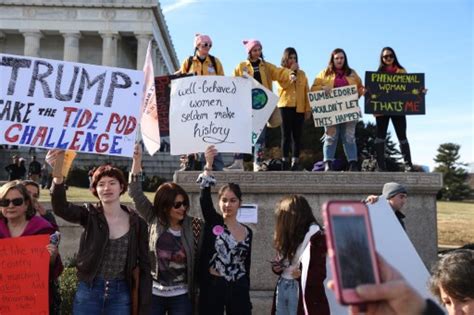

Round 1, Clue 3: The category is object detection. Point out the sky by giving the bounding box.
[160,0,473,171]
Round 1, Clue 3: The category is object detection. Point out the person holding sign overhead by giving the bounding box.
[374,47,425,172]
[0,181,62,315]
[128,143,203,314]
[227,39,296,171]
[276,48,312,171]
[311,48,365,172]
[178,34,226,172]
[197,145,253,314]
[50,152,152,315]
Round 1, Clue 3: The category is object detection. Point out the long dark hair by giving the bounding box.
[274,195,320,262]
[153,182,190,226]
[281,47,298,68]
[324,48,352,76]
[378,47,405,71]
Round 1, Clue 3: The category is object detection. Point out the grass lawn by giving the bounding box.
[39,186,474,246]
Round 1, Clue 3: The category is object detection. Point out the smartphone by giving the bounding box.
[323,200,380,305]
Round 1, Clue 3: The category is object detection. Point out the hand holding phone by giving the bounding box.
[323,201,380,305]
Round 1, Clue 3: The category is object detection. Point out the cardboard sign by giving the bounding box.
[308,85,362,127]
[0,54,144,157]
[249,76,279,145]
[237,204,258,223]
[364,71,425,115]
[169,76,252,155]
[0,235,50,315]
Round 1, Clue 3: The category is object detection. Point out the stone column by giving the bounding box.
[62,31,81,62]
[100,32,119,67]
[21,29,43,57]
[135,32,152,70]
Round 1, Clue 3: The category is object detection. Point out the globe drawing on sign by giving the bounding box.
[252,88,268,110]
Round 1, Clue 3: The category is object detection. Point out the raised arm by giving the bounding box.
[198,145,222,225]
[128,143,156,223]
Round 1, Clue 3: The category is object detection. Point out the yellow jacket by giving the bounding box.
[276,69,311,113]
[310,69,364,97]
[179,55,225,76]
[233,60,291,91]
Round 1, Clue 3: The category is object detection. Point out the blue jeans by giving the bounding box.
[151,293,192,315]
[323,121,357,162]
[276,278,299,315]
[73,278,130,315]
[254,126,266,163]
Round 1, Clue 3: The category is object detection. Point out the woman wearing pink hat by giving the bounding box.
[178,34,225,172]
[225,39,296,172]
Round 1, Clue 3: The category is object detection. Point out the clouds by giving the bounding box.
[162,0,196,14]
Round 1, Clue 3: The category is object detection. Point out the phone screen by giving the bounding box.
[332,215,375,288]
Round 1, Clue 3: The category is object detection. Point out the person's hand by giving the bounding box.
[48,149,65,184]
[204,145,217,172]
[359,86,367,96]
[34,200,47,216]
[290,73,297,83]
[328,254,426,315]
[323,86,332,95]
[46,244,58,264]
[365,195,379,204]
[131,143,143,175]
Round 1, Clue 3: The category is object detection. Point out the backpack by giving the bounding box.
[185,55,218,74]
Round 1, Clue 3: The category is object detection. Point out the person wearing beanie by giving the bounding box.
[374,47,427,172]
[178,33,225,172]
[224,39,296,172]
[365,182,408,229]
[311,48,365,172]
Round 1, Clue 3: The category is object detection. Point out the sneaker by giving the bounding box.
[290,162,301,171]
[324,161,333,172]
[223,159,244,172]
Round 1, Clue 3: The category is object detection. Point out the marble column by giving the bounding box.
[135,33,152,70]
[100,32,119,67]
[62,31,81,62]
[21,29,43,57]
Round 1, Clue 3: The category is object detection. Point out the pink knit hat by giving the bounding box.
[194,34,212,48]
[242,39,262,54]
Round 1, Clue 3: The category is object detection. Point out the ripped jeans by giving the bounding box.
[322,121,357,162]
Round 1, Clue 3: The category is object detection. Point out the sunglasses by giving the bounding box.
[173,201,189,209]
[201,43,212,48]
[382,54,394,60]
[0,198,24,207]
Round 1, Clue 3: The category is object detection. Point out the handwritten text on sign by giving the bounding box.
[308,85,361,127]
[0,235,50,315]
[0,54,144,157]
[169,76,252,155]
[364,72,425,115]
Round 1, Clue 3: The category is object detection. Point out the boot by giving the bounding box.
[400,142,414,172]
[348,161,359,172]
[281,159,291,171]
[223,159,244,171]
[324,160,333,172]
[375,142,386,171]
[290,158,300,171]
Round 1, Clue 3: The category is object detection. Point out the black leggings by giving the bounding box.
[199,275,252,315]
[375,115,408,143]
[280,107,305,158]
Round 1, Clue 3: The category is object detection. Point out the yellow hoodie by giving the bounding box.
[276,69,311,113]
[311,68,364,97]
[179,55,225,76]
[233,60,291,91]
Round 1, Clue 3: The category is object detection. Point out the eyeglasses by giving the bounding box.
[382,54,394,60]
[201,43,212,48]
[173,201,189,209]
[0,198,24,207]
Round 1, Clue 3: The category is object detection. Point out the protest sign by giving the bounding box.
[249,76,279,145]
[169,75,252,155]
[364,71,425,115]
[0,53,144,157]
[308,85,362,127]
[155,73,193,137]
[0,235,50,315]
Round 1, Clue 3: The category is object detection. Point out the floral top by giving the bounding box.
[210,225,251,281]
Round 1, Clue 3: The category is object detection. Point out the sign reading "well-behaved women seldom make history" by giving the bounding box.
[308,85,362,127]
[364,71,425,115]
[169,76,252,155]
[0,54,144,157]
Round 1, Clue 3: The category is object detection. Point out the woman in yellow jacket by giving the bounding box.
[178,34,225,171]
[311,48,364,171]
[225,39,295,171]
[276,47,311,171]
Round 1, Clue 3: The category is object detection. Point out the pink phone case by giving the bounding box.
[323,200,380,305]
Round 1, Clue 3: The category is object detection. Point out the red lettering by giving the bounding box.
[95,133,109,153]
[5,124,22,142]
[31,126,48,146]
[404,101,420,113]
[69,131,84,151]
[77,110,92,128]
[63,107,78,127]
[124,117,137,135]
